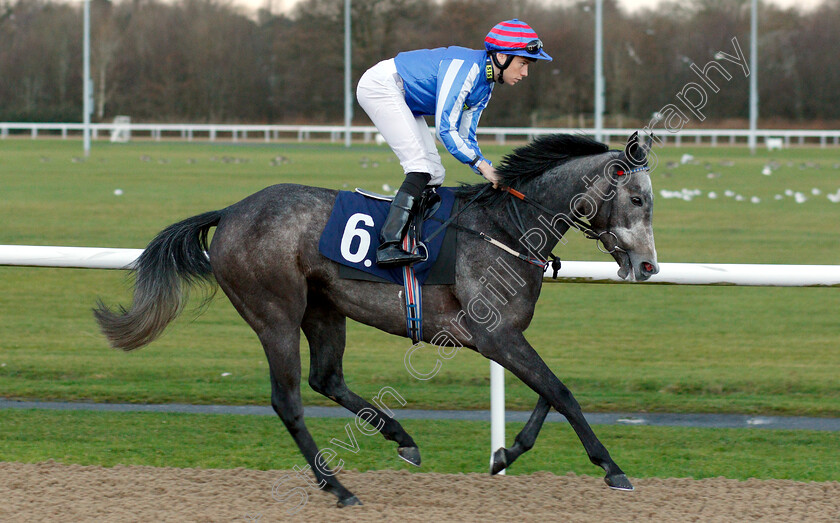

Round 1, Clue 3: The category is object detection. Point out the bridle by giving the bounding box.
[501,181,628,258]
[500,162,649,260]
[425,163,648,274]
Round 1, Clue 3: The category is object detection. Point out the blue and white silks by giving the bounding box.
[394,47,494,174]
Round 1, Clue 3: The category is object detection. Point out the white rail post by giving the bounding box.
[344,0,352,148]
[748,0,758,154]
[490,360,505,475]
[83,0,92,157]
[594,0,604,143]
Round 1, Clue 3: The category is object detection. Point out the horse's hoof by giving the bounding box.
[398,446,421,467]
[605,473,634,491]
[337,495,363,507]
[490,448,507,475]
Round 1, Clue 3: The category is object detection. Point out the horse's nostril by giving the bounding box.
[643,262,655,273]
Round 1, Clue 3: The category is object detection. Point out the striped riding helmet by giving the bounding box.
[485,19,552,61]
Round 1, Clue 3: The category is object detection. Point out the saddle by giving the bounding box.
[355,187,443,222]
[318,187,458,343]
[319,187,456,284]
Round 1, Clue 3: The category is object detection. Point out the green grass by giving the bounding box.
[0,139,838,418]
[0,409,836,482]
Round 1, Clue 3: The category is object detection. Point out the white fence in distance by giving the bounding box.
[2,122,840,148]
[3,244,839,475]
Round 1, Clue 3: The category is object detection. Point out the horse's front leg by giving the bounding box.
[475,328,633,491]
[490,395,551,475]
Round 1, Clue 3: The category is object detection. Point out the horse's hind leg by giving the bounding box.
[302,300,421,466]
[491,395,550,475]
[260,325,362,507]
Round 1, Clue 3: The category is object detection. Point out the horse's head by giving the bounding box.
[458,132,659,281]
[580,132,659,281]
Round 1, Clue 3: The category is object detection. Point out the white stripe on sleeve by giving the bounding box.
[436,60,482,162]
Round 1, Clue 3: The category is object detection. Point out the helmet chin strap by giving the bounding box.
[490,52,515,84]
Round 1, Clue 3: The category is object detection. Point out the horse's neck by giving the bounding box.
[526,166,589,215]
[510,166,590,256]
[458,161,601,260]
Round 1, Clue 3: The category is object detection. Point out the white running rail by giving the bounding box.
[3,245,840,287]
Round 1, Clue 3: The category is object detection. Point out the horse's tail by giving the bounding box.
[93,209,223,351]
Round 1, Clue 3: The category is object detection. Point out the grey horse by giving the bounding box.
[95,132,658,507]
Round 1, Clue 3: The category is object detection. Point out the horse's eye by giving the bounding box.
[631,197,643,207]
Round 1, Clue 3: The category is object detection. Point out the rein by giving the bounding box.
[502,186,599,239]
[426,184,553,270]
[501,185,627,257]
[425,184,491,243]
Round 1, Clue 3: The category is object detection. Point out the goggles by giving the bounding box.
[524,39,544,54]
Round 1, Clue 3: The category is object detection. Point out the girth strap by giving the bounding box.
[401,233,423,343]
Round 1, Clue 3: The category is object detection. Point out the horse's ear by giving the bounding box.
[625,131,647,166]
[643,132,655,152]
[641,131,658,172]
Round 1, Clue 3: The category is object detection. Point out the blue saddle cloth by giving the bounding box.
[318,187,456,285]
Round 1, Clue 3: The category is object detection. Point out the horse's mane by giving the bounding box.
[455,134,609,205]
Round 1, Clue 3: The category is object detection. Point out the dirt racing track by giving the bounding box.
[1,461,838,522]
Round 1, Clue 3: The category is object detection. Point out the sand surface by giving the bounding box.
[1,461,838,522]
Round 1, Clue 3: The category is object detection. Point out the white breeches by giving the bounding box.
[356,59,446,185]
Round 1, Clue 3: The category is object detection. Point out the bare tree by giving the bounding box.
[0,0,837,124]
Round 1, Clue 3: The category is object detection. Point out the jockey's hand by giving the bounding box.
[478,161,501,188]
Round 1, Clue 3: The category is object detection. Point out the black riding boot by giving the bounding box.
[376,172,431,268]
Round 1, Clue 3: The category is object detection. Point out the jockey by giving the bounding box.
[357,19,552,268]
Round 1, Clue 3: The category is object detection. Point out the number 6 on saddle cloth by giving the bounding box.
[318,187,458,342]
